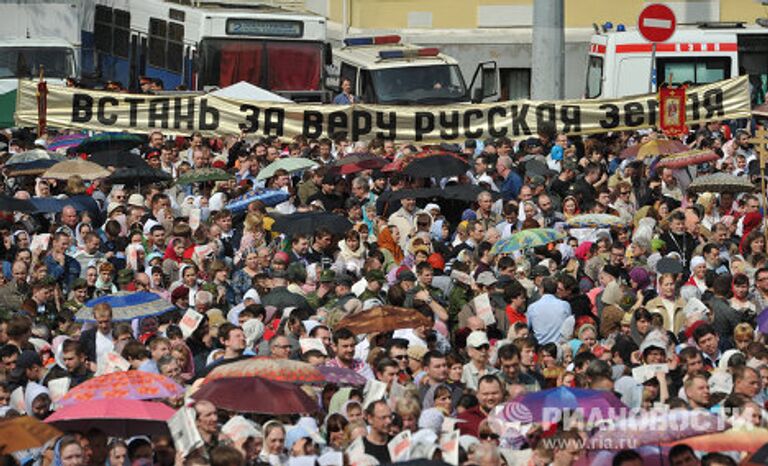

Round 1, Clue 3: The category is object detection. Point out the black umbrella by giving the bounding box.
[403,155,469,179]
[90,150,147,168]
[108,166,172,186]
[525,159,557,178]
[0,195,35,213]
[442,184,499,202]
[272,212,352,236]
[387,187,441,202]
[74,133,145,154]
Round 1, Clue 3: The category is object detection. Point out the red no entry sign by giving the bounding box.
[638,3,676,43]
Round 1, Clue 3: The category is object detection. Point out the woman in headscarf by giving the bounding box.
[24,382,51,420]
[334,230,367,275]
[258,421,288,466]
[52,435,85,466]
[125,243,146,272]
[94,261,117,297]
[685,256,708,293]
[377,224,404,269]
[172,263,201,304]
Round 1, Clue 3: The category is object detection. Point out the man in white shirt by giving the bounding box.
[461,331,499,391]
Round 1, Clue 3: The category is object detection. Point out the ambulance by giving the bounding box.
[586,22,768,99]
[328,35,499,105]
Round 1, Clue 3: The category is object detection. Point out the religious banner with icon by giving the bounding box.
[659,86,687,137]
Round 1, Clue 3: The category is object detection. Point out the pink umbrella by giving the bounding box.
[46,399,175,437]
[57,371,184,406]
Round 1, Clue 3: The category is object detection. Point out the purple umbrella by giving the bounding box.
[498,387,627,424]
[758,308,768,333]
[317,365,367,386]
[586,409,727,450]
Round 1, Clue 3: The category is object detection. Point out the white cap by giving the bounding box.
[467,331,489,348]
[128,193,145,208]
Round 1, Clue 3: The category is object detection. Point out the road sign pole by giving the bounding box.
[648,42,656,93]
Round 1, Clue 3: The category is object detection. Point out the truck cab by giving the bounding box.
[328,35,498,105]
[586,23,768,100]
[0,37,78,128]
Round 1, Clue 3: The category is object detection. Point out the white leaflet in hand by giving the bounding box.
[167,406,204,457]
[189,208,201,231]
[473,293,495,326]
[10,387,25,413]
[363,379,387,409]
[345,436,366,463]
[631,363,669,383]
[317,451,343,466]
[440,430,460,466]
[97,351,130,375]
[387,430,412,463]
[389,380,406,404]
[179,309,204,339]
[47,378,70,405]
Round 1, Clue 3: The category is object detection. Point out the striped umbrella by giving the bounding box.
[48,133,86,152]
[75,291,175,323]
[490,228,565,255]
[566,214,629,229]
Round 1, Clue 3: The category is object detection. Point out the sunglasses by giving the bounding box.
[393,355,408,361]
[479,432,499,440]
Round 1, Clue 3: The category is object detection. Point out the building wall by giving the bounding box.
[300,0,767,29]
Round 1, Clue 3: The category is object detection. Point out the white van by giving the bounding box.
[328,35,499,105]
[586,23,768,100]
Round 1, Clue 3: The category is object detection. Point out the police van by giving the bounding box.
[328,35,499,105]
[586,22,768,100]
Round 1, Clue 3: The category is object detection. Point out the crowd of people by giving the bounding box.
[0,116,767,466]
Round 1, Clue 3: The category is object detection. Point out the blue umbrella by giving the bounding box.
[74,291,175,323]
[6,159,61,176]
[226,189,289,213]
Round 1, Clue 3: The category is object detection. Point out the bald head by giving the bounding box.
[467,316,486,332]
[61,205,78,227]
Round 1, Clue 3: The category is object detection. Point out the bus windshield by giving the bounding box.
[0,47,76,79]
[199,39,323,91]
[368,64,467,104]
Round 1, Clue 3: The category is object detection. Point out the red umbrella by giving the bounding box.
[329,153,388,175]
[192,376,318,414]
[57,371,184,406]
[45,399,175,437]
[203,357,325,385]
[656,149,720,169]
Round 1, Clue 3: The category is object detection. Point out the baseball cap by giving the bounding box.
[396,270,417,283]
[476,271,497,287]
[336,274,354,287]
[365,269,386,283]
[128,194,145,208]
[466,331,490,348]
[116,268,134,284]
[319,269,336,283]
[529,175,545,187]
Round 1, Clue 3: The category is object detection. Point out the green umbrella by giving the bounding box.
[256,157,316,181]
[176,167,234,185]
[490,228,565,255]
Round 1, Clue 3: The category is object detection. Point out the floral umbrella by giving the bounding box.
[566,214,629,229]
[57,371,184,406]
[490,228,565,255]
[203,357,326,385]
[316,366,368,386]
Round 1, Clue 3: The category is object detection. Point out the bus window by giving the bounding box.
[656,57,730,87]
[586,55,602,98]
[113,10,131,59]
[149,18,167,69]
[266,42,321,90]
[94,5,112,54]
[167,23,184,73]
